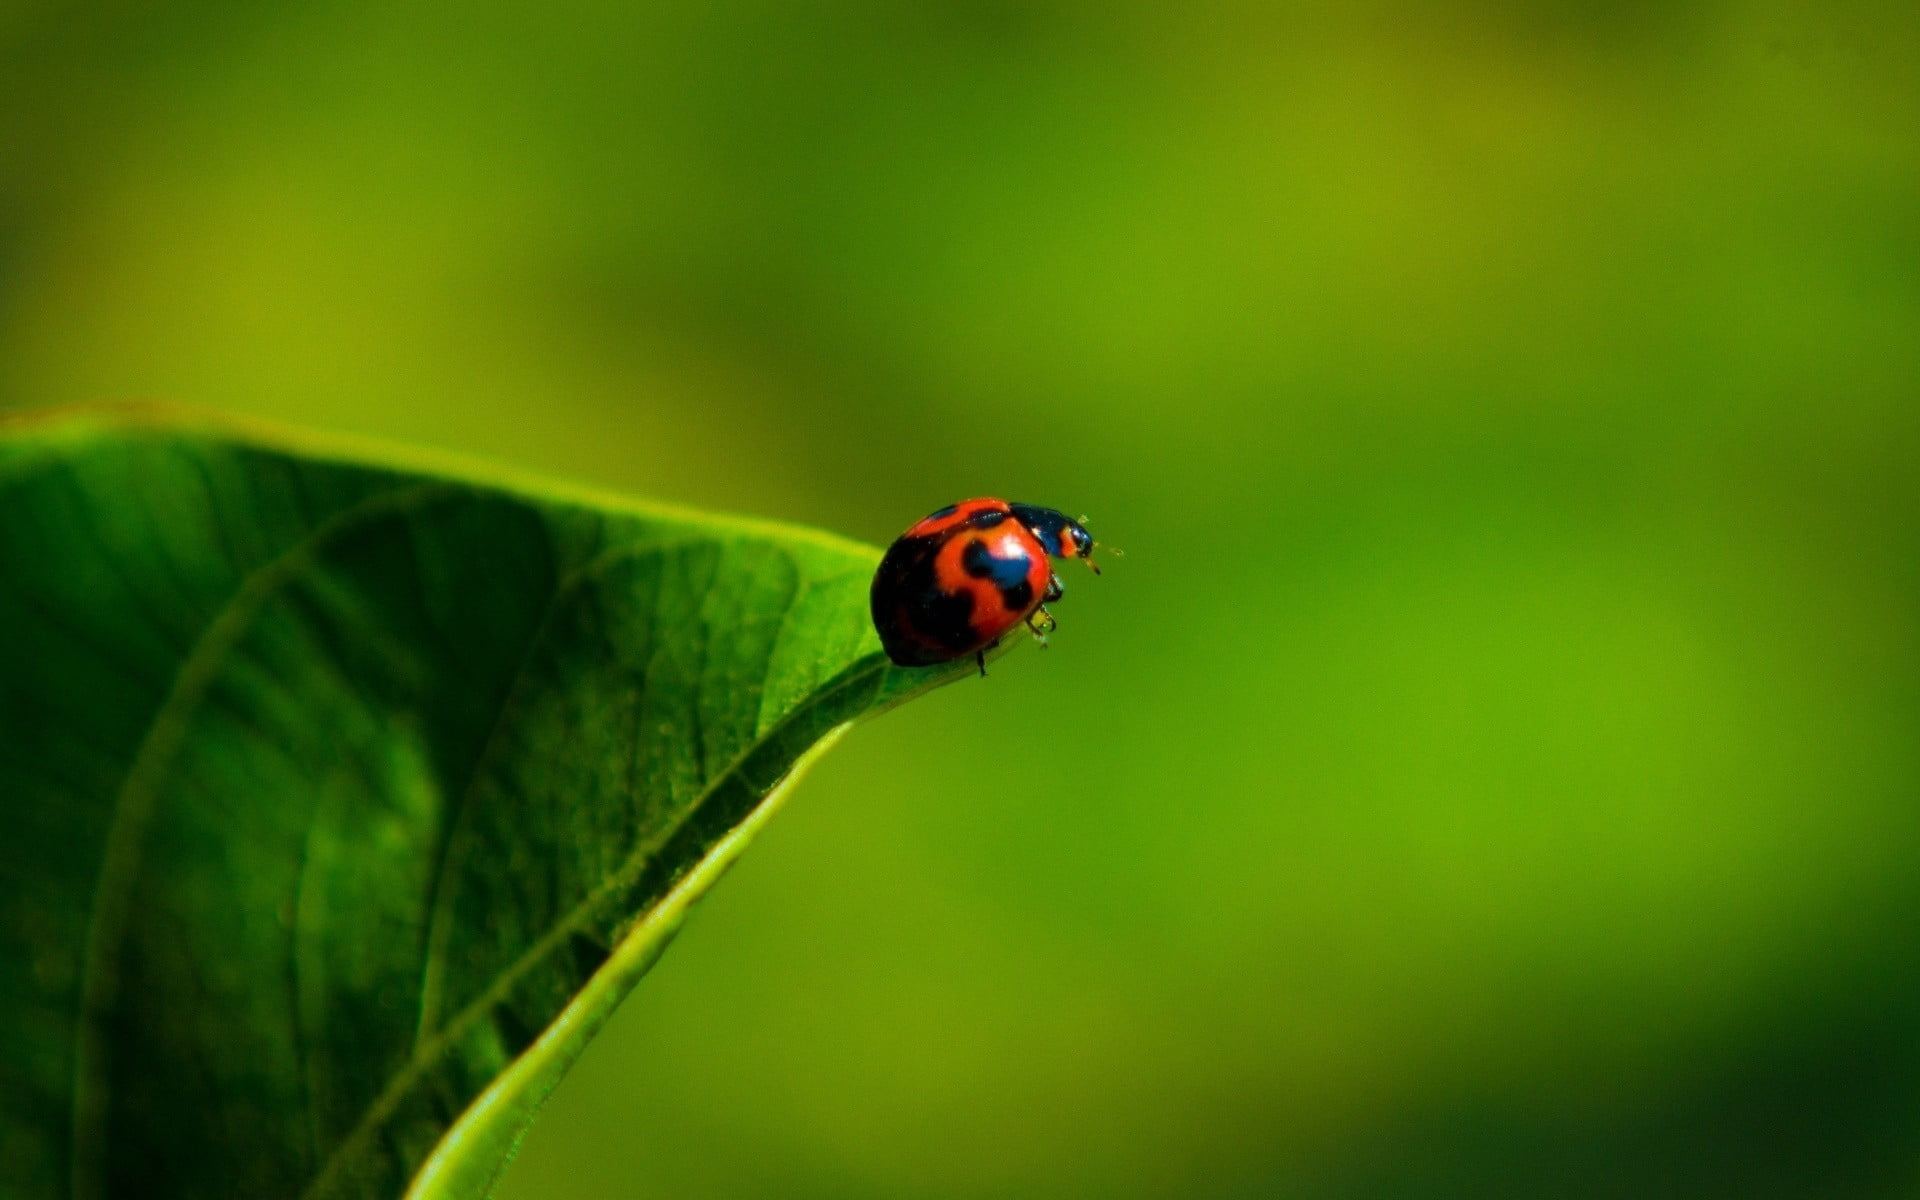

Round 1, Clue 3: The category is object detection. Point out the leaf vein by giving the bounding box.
[301,627,887,1200]
[66,481,464,1200]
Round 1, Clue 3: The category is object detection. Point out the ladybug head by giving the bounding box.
[1009,503,1102,573]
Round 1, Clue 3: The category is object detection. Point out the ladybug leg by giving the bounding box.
[1026,605,1056,646]
[975,648,987,677]
[1044,573,1065,603]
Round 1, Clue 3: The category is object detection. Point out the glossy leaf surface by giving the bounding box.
[0,411,962,1199]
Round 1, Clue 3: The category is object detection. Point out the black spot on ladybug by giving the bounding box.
[971,509,1008,528]
[915,586,980,653]
[961,538,1025,584]
[927,502,959,519]
[962,538,1035,612]
[870,534,980,663]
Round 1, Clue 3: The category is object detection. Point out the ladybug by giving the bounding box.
[870,498,1105,675]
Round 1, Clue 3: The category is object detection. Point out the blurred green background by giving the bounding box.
[6,2,1920,1196]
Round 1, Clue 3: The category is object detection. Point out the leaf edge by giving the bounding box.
[401,723,854,1200]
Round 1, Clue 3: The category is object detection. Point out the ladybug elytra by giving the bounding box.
[870,498,1105,675]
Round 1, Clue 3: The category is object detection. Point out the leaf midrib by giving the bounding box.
[410,531,754,1046]
[300,651,888,1200]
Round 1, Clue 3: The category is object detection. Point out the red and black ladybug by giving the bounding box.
[870,498,1105,675]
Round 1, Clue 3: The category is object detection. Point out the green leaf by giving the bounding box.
[0,409,974,1200]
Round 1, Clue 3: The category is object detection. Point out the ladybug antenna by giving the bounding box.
[1075,516,1118,574]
